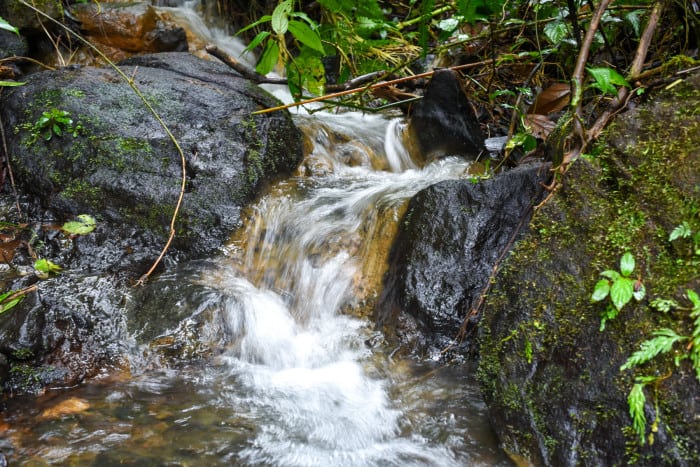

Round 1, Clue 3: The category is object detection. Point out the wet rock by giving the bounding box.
[376,163,548,353]
[478,73,700,465]
[405,69,486,164]
[0,52,303,393]
[70,2,188,57]
[0,30,27,60]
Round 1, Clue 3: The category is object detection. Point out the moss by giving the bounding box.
[479,74,700,464]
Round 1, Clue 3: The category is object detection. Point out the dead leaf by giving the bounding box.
[40,397,90,419]
[530,83,571,115]
[524,114,557,140]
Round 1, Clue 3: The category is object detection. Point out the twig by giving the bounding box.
[0,109,24,221]
[1,284,38,304]
[18,1,187,286]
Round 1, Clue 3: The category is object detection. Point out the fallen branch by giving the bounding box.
[205,44,286,84]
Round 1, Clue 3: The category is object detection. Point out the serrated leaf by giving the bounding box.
[271,0,292,35]
[591,279,611,302]
[621,328,686,370]
[628,383,647,444]
[619,252,635,277]
[288,20,324,54]
[611,277,634,311]
[62,214,96,235]
[256,40,279,75]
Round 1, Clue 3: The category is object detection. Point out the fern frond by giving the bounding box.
[620,328,687,371]
[628,383,647,444]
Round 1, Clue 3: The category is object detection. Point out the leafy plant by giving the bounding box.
[592,252,646,330]
[238,0,324,77]
[587,67,631,96]
[34,108,82,141]
[620,290,700,444]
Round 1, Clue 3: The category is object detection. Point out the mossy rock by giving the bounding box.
[478,73,700,465]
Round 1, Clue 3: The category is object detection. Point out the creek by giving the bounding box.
[1,2,513,465]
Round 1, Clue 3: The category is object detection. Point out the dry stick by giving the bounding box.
[0,111,24,221]
[18,1,187,286]
[250,58,512,115]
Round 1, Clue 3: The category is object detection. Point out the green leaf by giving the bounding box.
[236,15,272,35]
[271,0,292,35]
[34,258,62,275]
[256,39,280,76]
[286,50,326,97]
[669,222,692,241]
[619,252,635,277]
[588,67,631,95]
[687,289,700,312]
[0,290,23,315]
[288,20,324,54]
[0,80,25,87]
[0,16,19,35]
[600,304,618,331]
[591,279,611,302]
[650,298,678,313]
[600,269,620,281]
[244,31,271,54]
[62,214,96,235]
[624,10,644,37]
[628,383,647,444]
[621,328,686,371]
[610,277,634,311]
[543,20,569,45]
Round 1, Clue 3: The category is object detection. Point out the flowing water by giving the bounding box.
[0,3,514,465]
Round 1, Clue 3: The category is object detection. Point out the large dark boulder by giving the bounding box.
[375,164,548,353]
[478,73,700,465]
[0,52,303,392]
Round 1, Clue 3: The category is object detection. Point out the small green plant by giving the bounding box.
[669,221,700,257]
[587,67,631,96]
[592,252,646,330]
[619,289,700,444]
[33,108,82,141]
